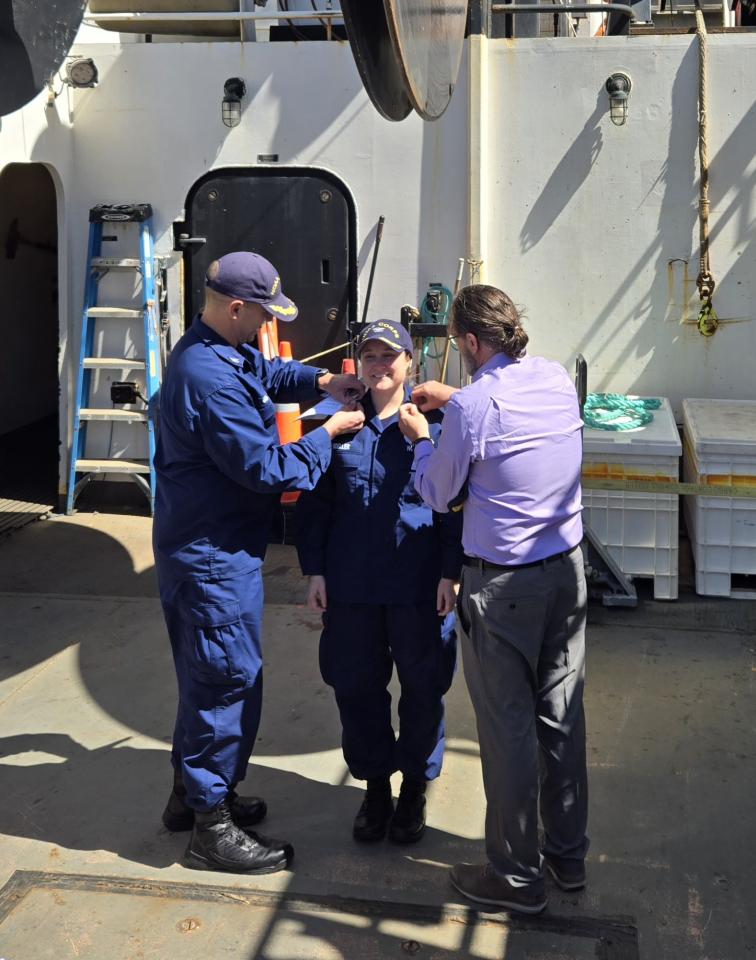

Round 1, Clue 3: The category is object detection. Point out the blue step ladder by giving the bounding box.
[66,203,162,515]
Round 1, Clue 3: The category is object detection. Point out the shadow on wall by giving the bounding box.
[553,47,754,399]
[30,40,367,246]
[520,96,605,255]
[26,40,370,434]
[566,44,699,391]
[697,98,756,327]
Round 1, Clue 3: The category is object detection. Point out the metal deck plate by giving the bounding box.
[0,871,639,959]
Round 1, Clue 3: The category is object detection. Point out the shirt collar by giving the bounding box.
[192,314,246,368]
[362,385,413,433]
[471,351,520,383]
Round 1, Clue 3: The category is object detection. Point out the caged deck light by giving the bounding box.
[605,72,632,126]
[65,57,98,88]
[222,77,246,128]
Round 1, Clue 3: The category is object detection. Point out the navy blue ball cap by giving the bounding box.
[356,319,413,356]
[206,251,298,322]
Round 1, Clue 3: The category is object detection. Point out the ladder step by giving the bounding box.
[88,307,144,319]
[79,408,148,422]
[75,458,151,474]
[83,357,146,369]
[91,257,142,269]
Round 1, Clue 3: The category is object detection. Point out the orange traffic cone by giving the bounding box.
[257,317,280,359]
[277,341,303,506]
[342,357,356,375]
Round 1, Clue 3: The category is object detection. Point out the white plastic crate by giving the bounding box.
[682,398,756,599]
[582,397,681,600]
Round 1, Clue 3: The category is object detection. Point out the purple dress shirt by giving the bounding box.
[413,352,583,565]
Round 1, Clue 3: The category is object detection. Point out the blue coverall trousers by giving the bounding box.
[159,571,264,812]
[320,601,457,782]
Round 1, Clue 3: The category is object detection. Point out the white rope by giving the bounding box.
[695,4,710,285]
[695,2,718,335]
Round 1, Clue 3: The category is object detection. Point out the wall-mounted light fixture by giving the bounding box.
[47,57,99,107]
[222,77,246,128]
[65,57,99,89]
[605,72,632,126]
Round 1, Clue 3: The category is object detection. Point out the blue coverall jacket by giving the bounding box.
[296,392,463,604]
[153,314,332,810]
[154,315,331,582]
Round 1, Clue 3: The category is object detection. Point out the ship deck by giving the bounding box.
[1,512,755,959]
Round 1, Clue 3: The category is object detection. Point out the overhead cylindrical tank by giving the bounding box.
[87,0,256,39]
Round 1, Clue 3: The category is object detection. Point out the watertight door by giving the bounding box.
[177,167,356,371]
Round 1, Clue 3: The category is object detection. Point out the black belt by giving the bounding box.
[462,544,580,574]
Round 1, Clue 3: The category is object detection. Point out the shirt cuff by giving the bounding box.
[413,441,434,463]
[311,366,329,392]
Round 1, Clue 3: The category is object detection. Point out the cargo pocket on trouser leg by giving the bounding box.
[185,602,248,687]
[178,577,262,689]
[170,579,264,810]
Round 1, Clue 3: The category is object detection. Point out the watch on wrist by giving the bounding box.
[315,367,330,389]
[412,436,434,450]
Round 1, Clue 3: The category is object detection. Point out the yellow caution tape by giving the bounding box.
[582,477,756,499]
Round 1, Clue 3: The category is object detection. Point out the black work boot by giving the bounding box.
[389,778,427,844]
[353,777,394,842]
[182,800,293,874]
[162,774,267,832]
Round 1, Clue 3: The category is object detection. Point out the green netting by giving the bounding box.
[583,393,661,431]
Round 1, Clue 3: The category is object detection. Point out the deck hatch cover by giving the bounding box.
[0,870,640,959]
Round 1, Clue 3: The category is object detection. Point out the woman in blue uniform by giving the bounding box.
[296,319,462,844]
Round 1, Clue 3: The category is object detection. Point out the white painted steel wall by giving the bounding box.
[61,40,468,472]
[487,37,756,413]
[1,34,754,489]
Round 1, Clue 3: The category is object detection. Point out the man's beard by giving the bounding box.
[461,351,479,376]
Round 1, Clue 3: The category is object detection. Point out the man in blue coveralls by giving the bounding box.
[153,251,366,875]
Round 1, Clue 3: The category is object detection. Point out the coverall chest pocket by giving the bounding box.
[253,391,277,432]
[232,364,278,433]
[332,448,362,494]
[181,598,253,687]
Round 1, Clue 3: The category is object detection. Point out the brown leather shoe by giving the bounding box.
[450,863,547,915]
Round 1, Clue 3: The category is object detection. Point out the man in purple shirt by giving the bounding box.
[398,284,588,915]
